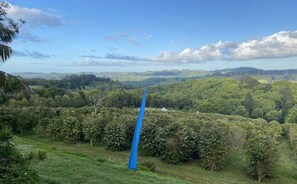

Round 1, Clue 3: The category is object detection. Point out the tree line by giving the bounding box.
[1,106,293,182]
[4,75,297,124]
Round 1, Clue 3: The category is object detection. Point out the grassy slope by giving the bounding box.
[15,135,297,184]
[15,136,189,184]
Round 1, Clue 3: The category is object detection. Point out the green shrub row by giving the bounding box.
[0,107,283,182]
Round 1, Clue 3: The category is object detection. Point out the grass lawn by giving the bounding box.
[14,135,297,184]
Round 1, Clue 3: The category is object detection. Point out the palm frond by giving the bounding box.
[0,43,12,63]
[0,70,34,99]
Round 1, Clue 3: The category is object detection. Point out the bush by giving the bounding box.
[121,115,136,146]
[0,128,39,183]
[16,108,39,134]
[281,123,291,137]
[159,123,197,164]
[198,122,231,171]
[235,105,249,117]
[0,108,18,131]
[140,121,163,157]
[251,108,264,119]
[286,107,297,123]
[265,110,282,122]
[61,116,83,142]
[46,118,63,140]
[246,133,279,182]
[103,120,128,151]
[36,118,51,135]
[82,114,107,146]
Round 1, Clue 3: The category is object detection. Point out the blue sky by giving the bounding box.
[1,0,297,73]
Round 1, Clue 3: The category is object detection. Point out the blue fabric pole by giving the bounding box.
[128,89,146,170]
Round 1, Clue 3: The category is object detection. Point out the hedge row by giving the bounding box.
[0,107,283,182]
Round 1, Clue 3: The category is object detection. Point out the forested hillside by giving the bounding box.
[4,74,297,124]
[146,76,297,123]
[1,73,297,183]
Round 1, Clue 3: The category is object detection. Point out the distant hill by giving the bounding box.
[120,67,297,87]
[25,74,134,91]
[14,67,297,87]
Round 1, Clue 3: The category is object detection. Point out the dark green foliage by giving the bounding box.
[61,116,83,142]
[235,105,249,117]
[246,133,279,182]
[11,107,39,134]
[82,114,107,146]
[46,116,83,142]
[251,108,264,119]
[243,92,255,117]
[286,107,297,123]
[36,118,51,135]
[140,121,163,157]
[265,110,282,122]
[158,123,180,164]
[4,75,297,125]
[0,107,59,134]
[46,118,63,140]
[35,87,65,98]
[103,90,141,108]
[121,115,136,146]
[240,76,260,88]
[0,107,17,129]
[26,74,133,90]
[244,122,281,182]
[198,122,231,171]
[103,120,128,151]
[157,123,197,164]
[0,128,39,183]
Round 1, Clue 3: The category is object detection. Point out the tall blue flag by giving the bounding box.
[128,89,146,170]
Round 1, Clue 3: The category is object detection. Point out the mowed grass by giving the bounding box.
[15,135,297,184]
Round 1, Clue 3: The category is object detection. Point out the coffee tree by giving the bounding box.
[198,122,231,171]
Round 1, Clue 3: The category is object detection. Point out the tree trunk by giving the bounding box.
[94,106,98,114]
[90,138,93,146]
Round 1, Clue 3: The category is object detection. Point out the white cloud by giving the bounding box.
[231,31,297,60]
[7,3,62,28]
[157,51,179,62]
[157,41,228,63]
[156,30,297,63]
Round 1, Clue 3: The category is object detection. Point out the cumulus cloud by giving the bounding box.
[157,30,297,63]
[14,50,52,59]
[231,31,297,60]
[157,51,179,62]
[7,3,62,28]
[157,41,229,63]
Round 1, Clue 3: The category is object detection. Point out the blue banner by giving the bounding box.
[128,89,146,170]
